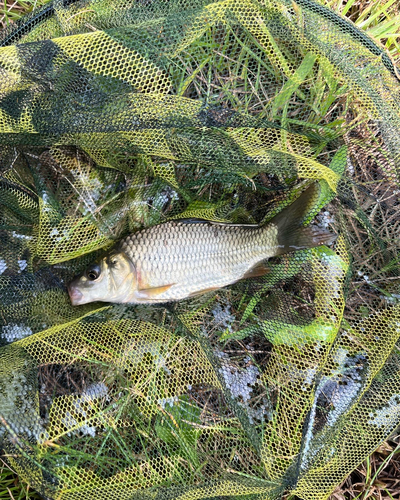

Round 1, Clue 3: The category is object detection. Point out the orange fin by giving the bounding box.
[137,283,175,298]
[242,263,270,280]
[188,286,220,298]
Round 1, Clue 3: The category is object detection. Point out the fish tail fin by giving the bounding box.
[270,183,336,255]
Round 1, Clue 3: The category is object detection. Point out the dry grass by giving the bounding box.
[0,0,400,499]
[332,437,400,499]
[342,118,400,324]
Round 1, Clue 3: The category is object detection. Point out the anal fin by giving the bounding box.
[242,262,270,280]
[188,286,220,298]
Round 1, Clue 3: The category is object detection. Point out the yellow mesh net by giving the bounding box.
[0,1,399,499]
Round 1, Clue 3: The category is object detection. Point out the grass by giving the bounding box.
[0,0,49,28]
[0,0,400,499]
[332,438,400,499]
[0,460,41,500]
[328,0,400,64]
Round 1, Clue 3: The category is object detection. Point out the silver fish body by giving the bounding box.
[68,184,334,305]
[120,220,278,302]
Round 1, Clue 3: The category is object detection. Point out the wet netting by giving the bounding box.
[0,0,399,499]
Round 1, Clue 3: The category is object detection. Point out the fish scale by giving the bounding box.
[118,221,280,301]
[68,184,335,305]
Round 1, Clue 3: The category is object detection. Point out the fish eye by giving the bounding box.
[86,264,101,281]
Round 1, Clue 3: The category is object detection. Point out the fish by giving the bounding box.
[68,183,335,305]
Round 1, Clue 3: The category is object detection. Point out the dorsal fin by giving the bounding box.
[176,218,259,228]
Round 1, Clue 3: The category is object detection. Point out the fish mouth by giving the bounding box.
[68,284,84,306]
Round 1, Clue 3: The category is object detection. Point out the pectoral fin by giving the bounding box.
[137,283,175,299]
[242,263,270,280]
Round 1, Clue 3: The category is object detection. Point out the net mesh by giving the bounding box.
[0,1,399,499]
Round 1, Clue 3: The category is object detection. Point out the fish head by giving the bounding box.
[68,252,137,305]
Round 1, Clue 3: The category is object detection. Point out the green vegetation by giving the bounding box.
[0,0,399,499]
[0,0,50,27]
[0,460,41,500]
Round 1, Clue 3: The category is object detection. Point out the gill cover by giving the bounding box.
[68,252,137,305]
